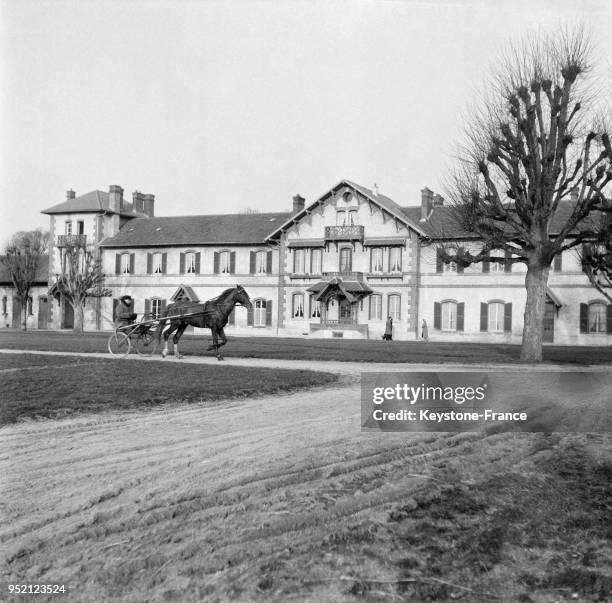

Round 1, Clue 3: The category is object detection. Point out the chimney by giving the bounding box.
[109,185,124,213]
[66,189,76,200]
[293,194,305,213]
[132,191,144,213]
[373,183,379,197]
[421,187,434,220]
[143,193,155,217]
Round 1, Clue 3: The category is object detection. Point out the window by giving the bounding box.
[152,253,163,274]
[293,249,305,273]
[151,298,162,320]
[185,252,196,274]
[310,249,322,274]
[348,209,358,225]
[388,294,401,320]
[553,253,563,272]
[255,251,267,273]
[488,302,505,332]
[389,248,402,272]
[369,294,382,320]
[2,296,7,315]
[489,255,504,273]
[442,301,457,331]
[121,253,131,274]
[336,210,347,226]
[371,248,384,273]
[77,221,84,235]
[65,221,72,235]
[310,295,321,318]
[27,297,33,316]
[254,299,267,326]
[588,303,606,333]
[219,251,231,274]
[444,260,457,273]
[339,248,352,272]
[293,293,304,318]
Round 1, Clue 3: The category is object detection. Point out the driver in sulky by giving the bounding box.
[116,295,138,328]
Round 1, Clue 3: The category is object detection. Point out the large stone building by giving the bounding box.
[2,179,609,344]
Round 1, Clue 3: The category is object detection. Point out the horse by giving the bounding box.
[155,285,252,360]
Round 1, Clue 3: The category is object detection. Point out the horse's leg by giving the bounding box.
[216,327,227,360]
[173,323,188,359]
[162,323,176,358]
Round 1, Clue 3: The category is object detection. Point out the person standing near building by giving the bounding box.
[116,295,137,328]
[383,316,393,341]
[422,319,429,342]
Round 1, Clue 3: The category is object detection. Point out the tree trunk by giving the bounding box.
[520,262,550,363]
[73,302,84,333]
[21,302,27,332]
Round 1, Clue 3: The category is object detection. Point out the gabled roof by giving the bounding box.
[100,211,292,247]
[265,179,428,240]
[41,191,144,217]
[0,255,49,285]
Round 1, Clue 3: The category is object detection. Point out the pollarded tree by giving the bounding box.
[52,242,110,332]
[1,229,49,331]
[444,27,612,362]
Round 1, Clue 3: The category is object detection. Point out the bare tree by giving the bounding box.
[443,27,612,362]
[1,229,48,331]
[52,243,109,332]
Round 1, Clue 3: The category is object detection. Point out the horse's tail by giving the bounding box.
[155,305,171,343]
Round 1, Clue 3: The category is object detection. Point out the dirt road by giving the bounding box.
[2,352,611,602]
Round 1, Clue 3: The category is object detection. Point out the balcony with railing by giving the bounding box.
[322,271,364,282]
[324,225,364,242]
[57,234,87,247]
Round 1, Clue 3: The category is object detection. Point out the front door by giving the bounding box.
[38,296,49,329]
[63,300,74,329]
[543,301,555,343]
[12,297,22,328]
[339,299,353,323]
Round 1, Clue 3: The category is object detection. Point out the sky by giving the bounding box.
[1,0,611,245]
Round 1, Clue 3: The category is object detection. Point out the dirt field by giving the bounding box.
[2,355,611,602]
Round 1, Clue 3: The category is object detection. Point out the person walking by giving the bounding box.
[383,316,393,341]
[421,319,429,342]
[116,295,137,328]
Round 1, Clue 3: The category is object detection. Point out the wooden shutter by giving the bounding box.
[179,252,185,274]
[247,304,253,326]
[553,253,562,271]
[230,252,236,274]
[433,302,441,330]
[213,252,219,274]
[162,253,167,274]
[115,254,121,274]
[457,302,465,331]
[147,253,152,274]
[579,303,588,333]
[265,300,273,325]
[436,249,443,273]
[480,303,488,331]
[482,255,490,273]
[607,304,612,335]
[504,250,512,273]
[457,247,464,273]
[504,303,512,332]
[129,253,135,274]
[195,252,201,274]
[144,298,151,318]
[266,251,272,273]
[249,251,256,274]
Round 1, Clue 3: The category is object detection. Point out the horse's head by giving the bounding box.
[234,285,253,311]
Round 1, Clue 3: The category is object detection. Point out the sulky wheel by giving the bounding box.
[134,330,157,356]
[108,332,131,357]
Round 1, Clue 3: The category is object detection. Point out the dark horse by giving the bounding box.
[155,286,252,360]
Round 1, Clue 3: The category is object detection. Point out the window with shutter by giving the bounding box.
[433,302,441,329]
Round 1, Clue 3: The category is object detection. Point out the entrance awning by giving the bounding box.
[307,277,373,303]
[546,287,562,308]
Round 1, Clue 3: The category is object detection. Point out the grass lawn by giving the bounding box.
[1,330,611,364]
[0,353,336,425]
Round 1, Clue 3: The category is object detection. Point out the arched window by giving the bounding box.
[388,294,401,320]
[310,295,321,318]
[293,293,304,318]
[254,299,267,326]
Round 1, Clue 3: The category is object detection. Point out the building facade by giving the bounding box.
[20,179,612,345]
